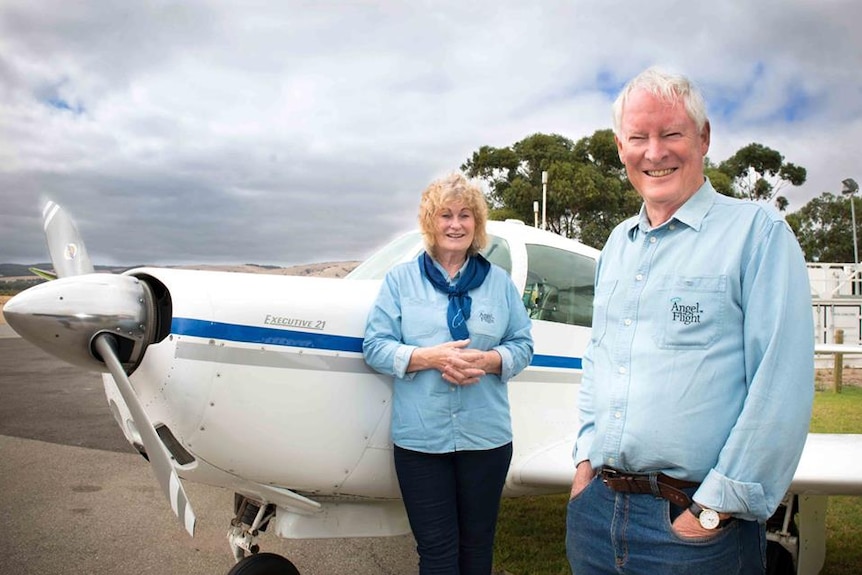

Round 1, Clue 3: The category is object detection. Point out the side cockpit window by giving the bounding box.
[480,235,512,275]
[523,244,595,327]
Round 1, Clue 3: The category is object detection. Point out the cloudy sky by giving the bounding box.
[2,0,861,267]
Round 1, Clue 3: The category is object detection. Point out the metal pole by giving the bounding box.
[533,201,539,228]
[851,197,859,265]
[541,171,548,230]
[842,178,859,264]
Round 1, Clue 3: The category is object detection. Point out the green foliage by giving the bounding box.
[717,142,807,209]
[786,192,859,263]
[704,159,735,197]
[462,130,639,249]
[464,133,807,248]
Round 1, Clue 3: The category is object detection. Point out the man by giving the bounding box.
[566,67,814,574]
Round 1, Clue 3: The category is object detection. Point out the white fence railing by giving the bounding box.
[809,263,862,366]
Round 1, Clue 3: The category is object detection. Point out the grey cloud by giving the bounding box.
[2,0,861,266]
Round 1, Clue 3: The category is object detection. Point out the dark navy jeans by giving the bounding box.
[394,443,513,575]
[566,476,766,574]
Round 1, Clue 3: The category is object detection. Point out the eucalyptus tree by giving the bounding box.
[786,192,859,263]
[462,130,639,249]
[718,143,807,210]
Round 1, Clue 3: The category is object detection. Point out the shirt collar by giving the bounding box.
[626,178,716,240]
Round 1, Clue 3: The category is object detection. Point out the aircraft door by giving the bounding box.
[524,244,596,327]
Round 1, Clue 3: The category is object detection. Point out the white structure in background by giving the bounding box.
[809,262,862,366]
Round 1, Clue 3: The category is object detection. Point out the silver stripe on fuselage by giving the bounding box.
[174,340,578,385]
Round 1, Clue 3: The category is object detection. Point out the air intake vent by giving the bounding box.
[156,424,195,465]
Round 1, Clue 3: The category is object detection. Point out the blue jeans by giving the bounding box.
[394,443,513,575]
[566,476,766,574]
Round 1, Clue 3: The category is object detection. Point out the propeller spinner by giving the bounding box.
[4,202,197,536]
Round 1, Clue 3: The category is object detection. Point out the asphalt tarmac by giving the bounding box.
[0,324,419,575]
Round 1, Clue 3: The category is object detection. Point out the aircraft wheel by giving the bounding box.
[226,552,300,575]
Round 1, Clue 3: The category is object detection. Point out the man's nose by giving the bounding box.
[644,137,668,162]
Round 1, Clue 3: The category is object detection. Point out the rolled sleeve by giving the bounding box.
[392,344,417,379]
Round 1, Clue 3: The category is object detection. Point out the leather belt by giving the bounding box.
[599,467,699,508]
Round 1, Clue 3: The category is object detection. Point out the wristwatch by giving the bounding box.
[689,502,726,530]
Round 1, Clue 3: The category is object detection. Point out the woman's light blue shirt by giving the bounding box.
[363,256,533,454]
[574,180,814,522]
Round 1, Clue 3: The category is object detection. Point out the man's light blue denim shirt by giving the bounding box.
[363,255,533,454]
[574,180,814,522]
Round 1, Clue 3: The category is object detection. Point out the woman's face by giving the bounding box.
[433,200,475,260]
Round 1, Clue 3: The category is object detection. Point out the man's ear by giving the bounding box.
[615,134,624,164]
[701,121,711,155]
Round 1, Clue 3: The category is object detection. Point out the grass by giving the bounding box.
[493,381,862,575]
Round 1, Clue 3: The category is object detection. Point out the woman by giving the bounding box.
[363,173,533,575]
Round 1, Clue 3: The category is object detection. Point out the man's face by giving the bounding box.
[615,89,710,220]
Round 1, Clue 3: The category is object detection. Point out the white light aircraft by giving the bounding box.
[5,202,862,575]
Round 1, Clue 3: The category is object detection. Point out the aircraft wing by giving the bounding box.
[790,433,862,495]
[510,433,862,497]
[510,438,575,490]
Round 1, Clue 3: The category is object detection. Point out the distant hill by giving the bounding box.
[0,263,141,279]
[0,263,48,277]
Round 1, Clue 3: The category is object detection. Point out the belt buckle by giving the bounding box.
[600,467,621,484]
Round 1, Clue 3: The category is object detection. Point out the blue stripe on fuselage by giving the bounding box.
[171,317,581,370]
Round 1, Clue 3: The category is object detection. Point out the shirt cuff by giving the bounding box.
[494,345,515,382]
[393,344,418,379]
[694,468,768,522]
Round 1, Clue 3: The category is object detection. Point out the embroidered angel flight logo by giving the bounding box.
[669,297,703,326]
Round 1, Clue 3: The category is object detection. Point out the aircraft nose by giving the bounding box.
[5,274,153,372]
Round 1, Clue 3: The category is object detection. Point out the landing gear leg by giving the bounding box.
[226,495,300,575]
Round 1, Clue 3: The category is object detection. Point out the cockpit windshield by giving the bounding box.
[346,232,424,280]
[347,232,513,280]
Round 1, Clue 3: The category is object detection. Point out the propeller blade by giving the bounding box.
[28,267,57,281]
[42,201,94,278]
[94,334,197,536]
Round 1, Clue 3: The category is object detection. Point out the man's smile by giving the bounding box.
[645,168,676,177]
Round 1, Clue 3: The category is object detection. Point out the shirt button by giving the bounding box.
[618,366,627,374]
[624,318,632,326]
[649,236,657,244]
[607,457,616,466]
[669,224,676,230]
[635,274,644,281]
[614,411,622,419]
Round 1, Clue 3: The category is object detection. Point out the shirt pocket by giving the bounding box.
[591,280,617,345]
[465,297,508,350]
[401,298,447,345]
[654,275,726,350]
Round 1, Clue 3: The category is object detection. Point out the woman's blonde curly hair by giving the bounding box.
[418,173,489,259]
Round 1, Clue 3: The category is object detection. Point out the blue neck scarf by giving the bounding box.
[419,252,491,341]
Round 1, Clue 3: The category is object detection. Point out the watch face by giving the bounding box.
[699,508,721,530]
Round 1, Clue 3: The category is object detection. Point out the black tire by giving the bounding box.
[226,553,300,575]
[766,540,795,575]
